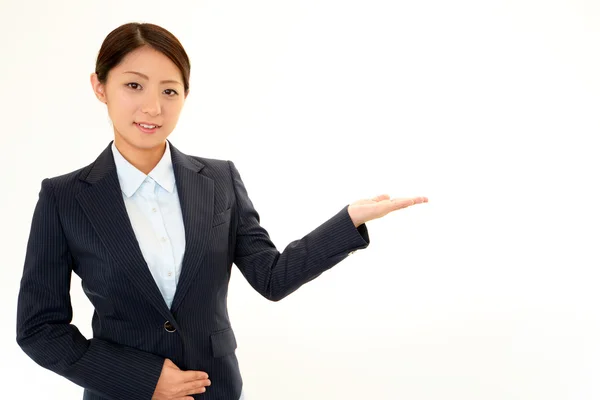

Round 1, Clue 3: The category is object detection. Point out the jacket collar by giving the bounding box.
[76,139,213,323]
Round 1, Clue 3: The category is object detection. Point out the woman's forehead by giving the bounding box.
[111,47,183,83]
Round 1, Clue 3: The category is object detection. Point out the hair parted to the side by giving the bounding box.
[95,22,191,92]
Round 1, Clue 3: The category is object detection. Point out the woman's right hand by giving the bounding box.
[152,359,211,399]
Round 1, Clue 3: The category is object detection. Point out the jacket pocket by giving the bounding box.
[210,327,238,358]
[212,207,232,227]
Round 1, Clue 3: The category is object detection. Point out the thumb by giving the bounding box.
[372,194,390,202]
[165,359,180,369]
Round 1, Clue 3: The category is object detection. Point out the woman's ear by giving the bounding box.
[90,73,107,104]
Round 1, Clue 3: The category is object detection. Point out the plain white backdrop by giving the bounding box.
[1,0,599,398]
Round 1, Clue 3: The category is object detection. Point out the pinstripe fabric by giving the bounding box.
[111,141,187,310]
[16,140,370,400]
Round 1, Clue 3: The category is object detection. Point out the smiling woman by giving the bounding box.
[15,21,426,400]
[90,23,190,174]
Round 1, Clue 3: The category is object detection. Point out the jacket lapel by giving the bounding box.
[169,143,214,313]
[75,142,175,324]
[75,141,215,321]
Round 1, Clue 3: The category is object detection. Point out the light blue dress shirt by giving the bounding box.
[112,141,185,309]
[111,142,246,400]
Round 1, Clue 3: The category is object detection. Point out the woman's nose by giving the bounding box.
[141,94,161,116]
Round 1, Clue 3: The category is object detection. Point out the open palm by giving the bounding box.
[348,194,428,227]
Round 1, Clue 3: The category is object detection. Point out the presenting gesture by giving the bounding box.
[348,194,428,227]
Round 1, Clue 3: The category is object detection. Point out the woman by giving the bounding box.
[16,22,427,400]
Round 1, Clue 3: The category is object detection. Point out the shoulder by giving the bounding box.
[37,162,94,200]
[183,153,237,182]
[36,141,113,196]
[188,154,230,169]
[171,142,238,181]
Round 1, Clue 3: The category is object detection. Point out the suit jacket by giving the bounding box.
[16,141,370,400]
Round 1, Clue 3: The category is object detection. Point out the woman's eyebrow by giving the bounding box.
[123,70,182,86]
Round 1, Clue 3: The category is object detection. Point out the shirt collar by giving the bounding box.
[111,141,176,198]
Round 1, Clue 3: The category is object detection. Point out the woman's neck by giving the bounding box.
[113,136,166,175]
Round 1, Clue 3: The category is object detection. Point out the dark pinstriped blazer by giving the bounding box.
[16,140,370,400]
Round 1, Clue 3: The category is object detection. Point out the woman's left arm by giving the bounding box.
[227,161,427,302]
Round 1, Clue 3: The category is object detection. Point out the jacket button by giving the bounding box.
[164,321,176,333]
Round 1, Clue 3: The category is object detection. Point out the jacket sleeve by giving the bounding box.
[16,179,165,400]
[228,161,370,301]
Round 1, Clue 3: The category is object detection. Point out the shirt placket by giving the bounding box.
[140,178,178,307]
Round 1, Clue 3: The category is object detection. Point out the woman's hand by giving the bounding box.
[348,194,428,227]
[152,359,211,399]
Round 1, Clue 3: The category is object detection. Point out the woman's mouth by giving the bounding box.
[135,122,160,134]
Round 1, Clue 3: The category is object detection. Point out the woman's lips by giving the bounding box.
[135,122,160,134]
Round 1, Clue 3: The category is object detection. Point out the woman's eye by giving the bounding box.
[125,83,177,96]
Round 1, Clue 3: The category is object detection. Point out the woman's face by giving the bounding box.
[91,45,187,153]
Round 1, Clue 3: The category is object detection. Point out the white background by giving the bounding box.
[1,0,599,398]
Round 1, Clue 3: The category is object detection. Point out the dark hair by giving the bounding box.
[95,22,191,92]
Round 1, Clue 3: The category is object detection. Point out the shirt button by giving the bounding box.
[168,272,172,277]
[161,237,167,242]
[152,208,157,212]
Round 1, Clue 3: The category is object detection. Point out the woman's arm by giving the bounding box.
[16,179,165,400]
[228,161,370,301]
